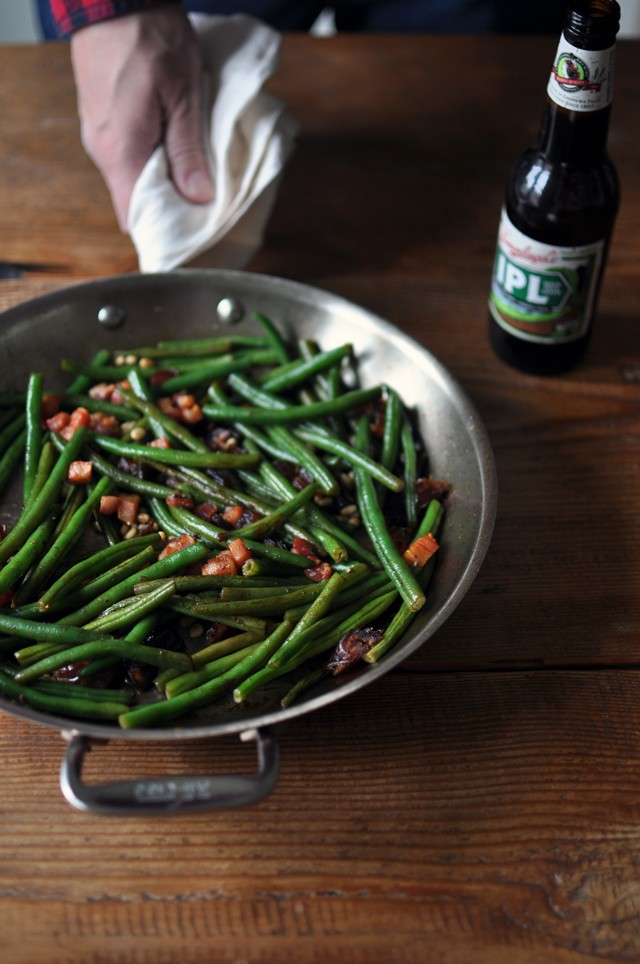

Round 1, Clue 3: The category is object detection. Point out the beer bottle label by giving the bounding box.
[547,39,615,112]
[489,209,605,344]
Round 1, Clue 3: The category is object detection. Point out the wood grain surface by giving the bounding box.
[1,33,640,964]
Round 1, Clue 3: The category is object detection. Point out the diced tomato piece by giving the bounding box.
[402,532,439,569]
[117,493,141,525]
[99,494,120,516]
[166,492,194,509]
[67,460,93,485]
[201,551,238,576]
[46,411,70,433]
[41,394,62,420]
[291,536,315,557]
[175,393,197,410]
[149,436,171,449]
[158,533,196,559]
[222,505,244,527]
[304,561,333,582]
[228,538,252,567]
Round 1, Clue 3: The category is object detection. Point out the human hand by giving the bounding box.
[70,6,214,231]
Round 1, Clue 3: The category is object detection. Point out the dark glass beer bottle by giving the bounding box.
[488,0,620,375]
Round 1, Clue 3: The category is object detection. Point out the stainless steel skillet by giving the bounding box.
[0,269,497,815]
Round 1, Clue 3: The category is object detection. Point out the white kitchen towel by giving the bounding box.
[128,13,298,272]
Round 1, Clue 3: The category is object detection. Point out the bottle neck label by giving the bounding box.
[489,209,605,344]
[547,39,615,112]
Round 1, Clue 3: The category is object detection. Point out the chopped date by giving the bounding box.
[414,476,450,505]
[204,623,228,646]
[125,661,156,692]
[117,456,148,480]
[328,627,384,674]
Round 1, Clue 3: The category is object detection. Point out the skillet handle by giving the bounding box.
[59,728,279,816]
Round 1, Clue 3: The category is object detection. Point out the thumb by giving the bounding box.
[164,96,214,205]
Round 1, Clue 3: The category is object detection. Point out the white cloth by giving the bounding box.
[128,14,298,273]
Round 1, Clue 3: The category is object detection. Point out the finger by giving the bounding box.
[163,83,214,205]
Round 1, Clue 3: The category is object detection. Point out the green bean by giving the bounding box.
[60,358,150,382]
[118,618,293,729]
[165,643,261,698]
[0,669,131,722]
[252,311,291,364]
[400,412,418,528]
[260,344,353,394]
[15,637,192,684]
[280,664,330,708]
[27,439,58,505]
[47,545,160,617]
[380,387,403,477]
[0,513,60,596]
[267,562,369,669]
[0,611,115,646]
[28,678,135,704]
[23,373,44,503]
[235,588,397,703]
[119,368,165,438]
[56,540,209,628]
[294,422,404,492]
[206,380,292,461]
[165,504,226,546]
[253,463,349,564]
[191,629,264,667]
[0,425,89,568]
[202,385,381,425]
[90,433,260,469]
[85,447,176,500]
[154,348,279,395]
[123,334,269,357]
[353,416,425,613]
[37,534,163,611]
[240,540,312,570]
[187,581,324,619]
[363,501,445,664]
[267,424,339,495]
[227,481,320,542]
[16,475,114,603]
[83,579,176,633]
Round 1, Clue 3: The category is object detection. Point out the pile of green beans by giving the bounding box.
[0,311,447,728]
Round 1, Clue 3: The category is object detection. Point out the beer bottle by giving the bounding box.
[488,0,620,375]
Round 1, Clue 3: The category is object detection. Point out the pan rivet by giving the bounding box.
[216,297,244,325]
[97,304,126,329]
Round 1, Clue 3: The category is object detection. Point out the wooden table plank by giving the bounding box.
[2,669,640,963]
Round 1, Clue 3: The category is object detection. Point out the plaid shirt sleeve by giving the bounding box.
[48,0,181,38]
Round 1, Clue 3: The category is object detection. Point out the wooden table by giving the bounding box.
[1,32,640,964]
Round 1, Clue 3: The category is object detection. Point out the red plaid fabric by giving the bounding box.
[49,0,180,36]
